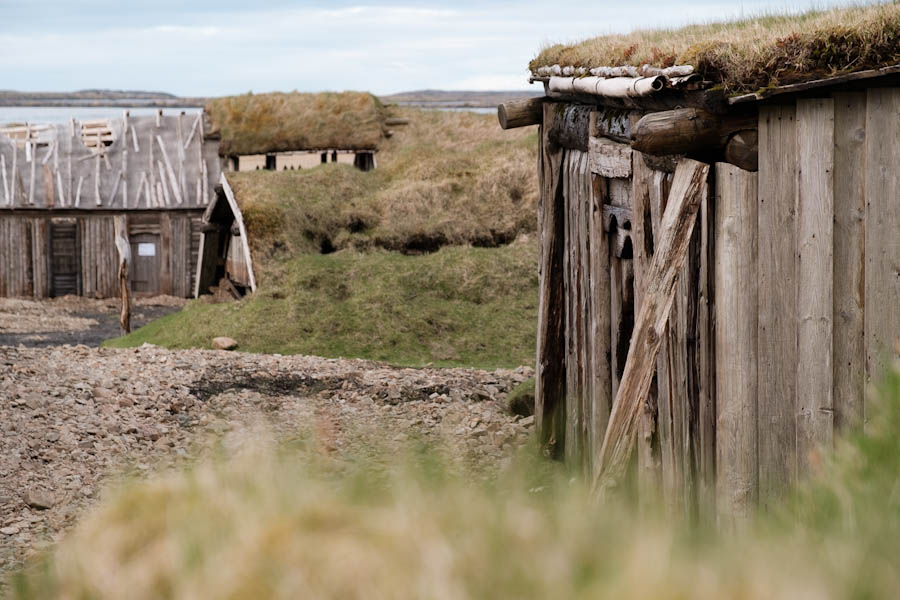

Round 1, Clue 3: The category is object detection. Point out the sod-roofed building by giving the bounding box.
[205,91,386,172]
[0,111,219,299]
[0,91,387,299]
[499,3,900,521]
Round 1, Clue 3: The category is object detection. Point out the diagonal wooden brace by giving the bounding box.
[592,157,709,498]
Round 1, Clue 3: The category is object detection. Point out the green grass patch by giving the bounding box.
[105,240,539,369]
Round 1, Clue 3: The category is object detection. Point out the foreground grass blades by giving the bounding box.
[10,364,900,599]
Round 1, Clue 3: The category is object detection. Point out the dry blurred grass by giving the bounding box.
[10,363,900,599]
[530,2,900,93]
[206,91,387,156]
[229,107,539,266]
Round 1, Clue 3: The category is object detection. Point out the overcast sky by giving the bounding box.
[0,0,862,96]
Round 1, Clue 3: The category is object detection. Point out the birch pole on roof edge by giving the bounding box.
[592,158,709,499]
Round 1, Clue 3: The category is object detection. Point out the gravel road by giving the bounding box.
[0,343,533,579]
[0,296,185,348]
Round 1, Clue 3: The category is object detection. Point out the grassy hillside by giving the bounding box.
[231,107,538,269]
[106,108,540,367]
[106,241,538,368]
[11,364,900,599]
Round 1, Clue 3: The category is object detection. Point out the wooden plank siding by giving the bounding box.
[1,211,201,299]
[714,163,759,525]
[832,92,867,433]
[538,90,899,514]
[864,88,900,392]
[756,104,799,509]
[796,98,835,468]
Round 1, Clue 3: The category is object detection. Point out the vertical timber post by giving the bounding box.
[535,102,567,459]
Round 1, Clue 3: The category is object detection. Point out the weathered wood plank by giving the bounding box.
[159,212,173,295]
[631,151,662,501]
[832,92,867,433]
[588,168,612,481]
[564,150,585,466]
[535,103,568,459]
[864,88,900,390]
[714,162,759,525]
[796,98,835,471]
[577,150,594,476]
[589,136,632,178]
[593,158,709,496]
[756,104,798,508]
[647,170,677,508]
[696,166,716,518]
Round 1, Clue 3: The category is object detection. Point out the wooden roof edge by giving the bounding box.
[728,64,900,105]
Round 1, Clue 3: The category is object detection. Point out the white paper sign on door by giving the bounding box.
[137,243,156,257]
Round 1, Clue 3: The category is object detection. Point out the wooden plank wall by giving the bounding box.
[541,92,899,516]
[863,88,900,393]
[0,216,52,298]
[745,89,899,513]
[80,216,117,298]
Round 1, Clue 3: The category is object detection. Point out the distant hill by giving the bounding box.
[0,88,544,109]
[0,89,207,107]
[379,89,542,108]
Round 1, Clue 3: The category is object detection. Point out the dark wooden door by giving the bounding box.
[130,233,161,294]
[49,221,80,297]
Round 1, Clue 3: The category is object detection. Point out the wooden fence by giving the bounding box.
[0,212,202,298]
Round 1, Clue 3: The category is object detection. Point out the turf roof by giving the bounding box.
[530,2,900,94]
[206,91,387,156]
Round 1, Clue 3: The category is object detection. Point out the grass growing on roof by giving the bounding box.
[206,91,388,156]
[105,240,539,369]
[11,363,900,599]
[530,2,900,93]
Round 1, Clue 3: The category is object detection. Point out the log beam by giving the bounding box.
[548,104,591,151]
[632,108,756,157]
[724,130,758,172]
[498,97,546,129]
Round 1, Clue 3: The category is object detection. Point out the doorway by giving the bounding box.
[49,220,80,297]
[130,233,161,294]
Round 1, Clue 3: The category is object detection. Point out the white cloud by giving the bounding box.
[0,0,860,95]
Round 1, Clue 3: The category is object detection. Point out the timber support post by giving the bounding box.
[114,215,131,335]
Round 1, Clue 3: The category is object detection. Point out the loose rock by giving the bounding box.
[211,337,239,351]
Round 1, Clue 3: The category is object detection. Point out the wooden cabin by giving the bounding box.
[500,4,900,522]
[205,91,385,174]
[0,111,220,298]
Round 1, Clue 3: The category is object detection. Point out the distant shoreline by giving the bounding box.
[0,89,542,110]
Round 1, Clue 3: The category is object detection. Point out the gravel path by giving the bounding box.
[0,344,533,579]
[0,296,185,348]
